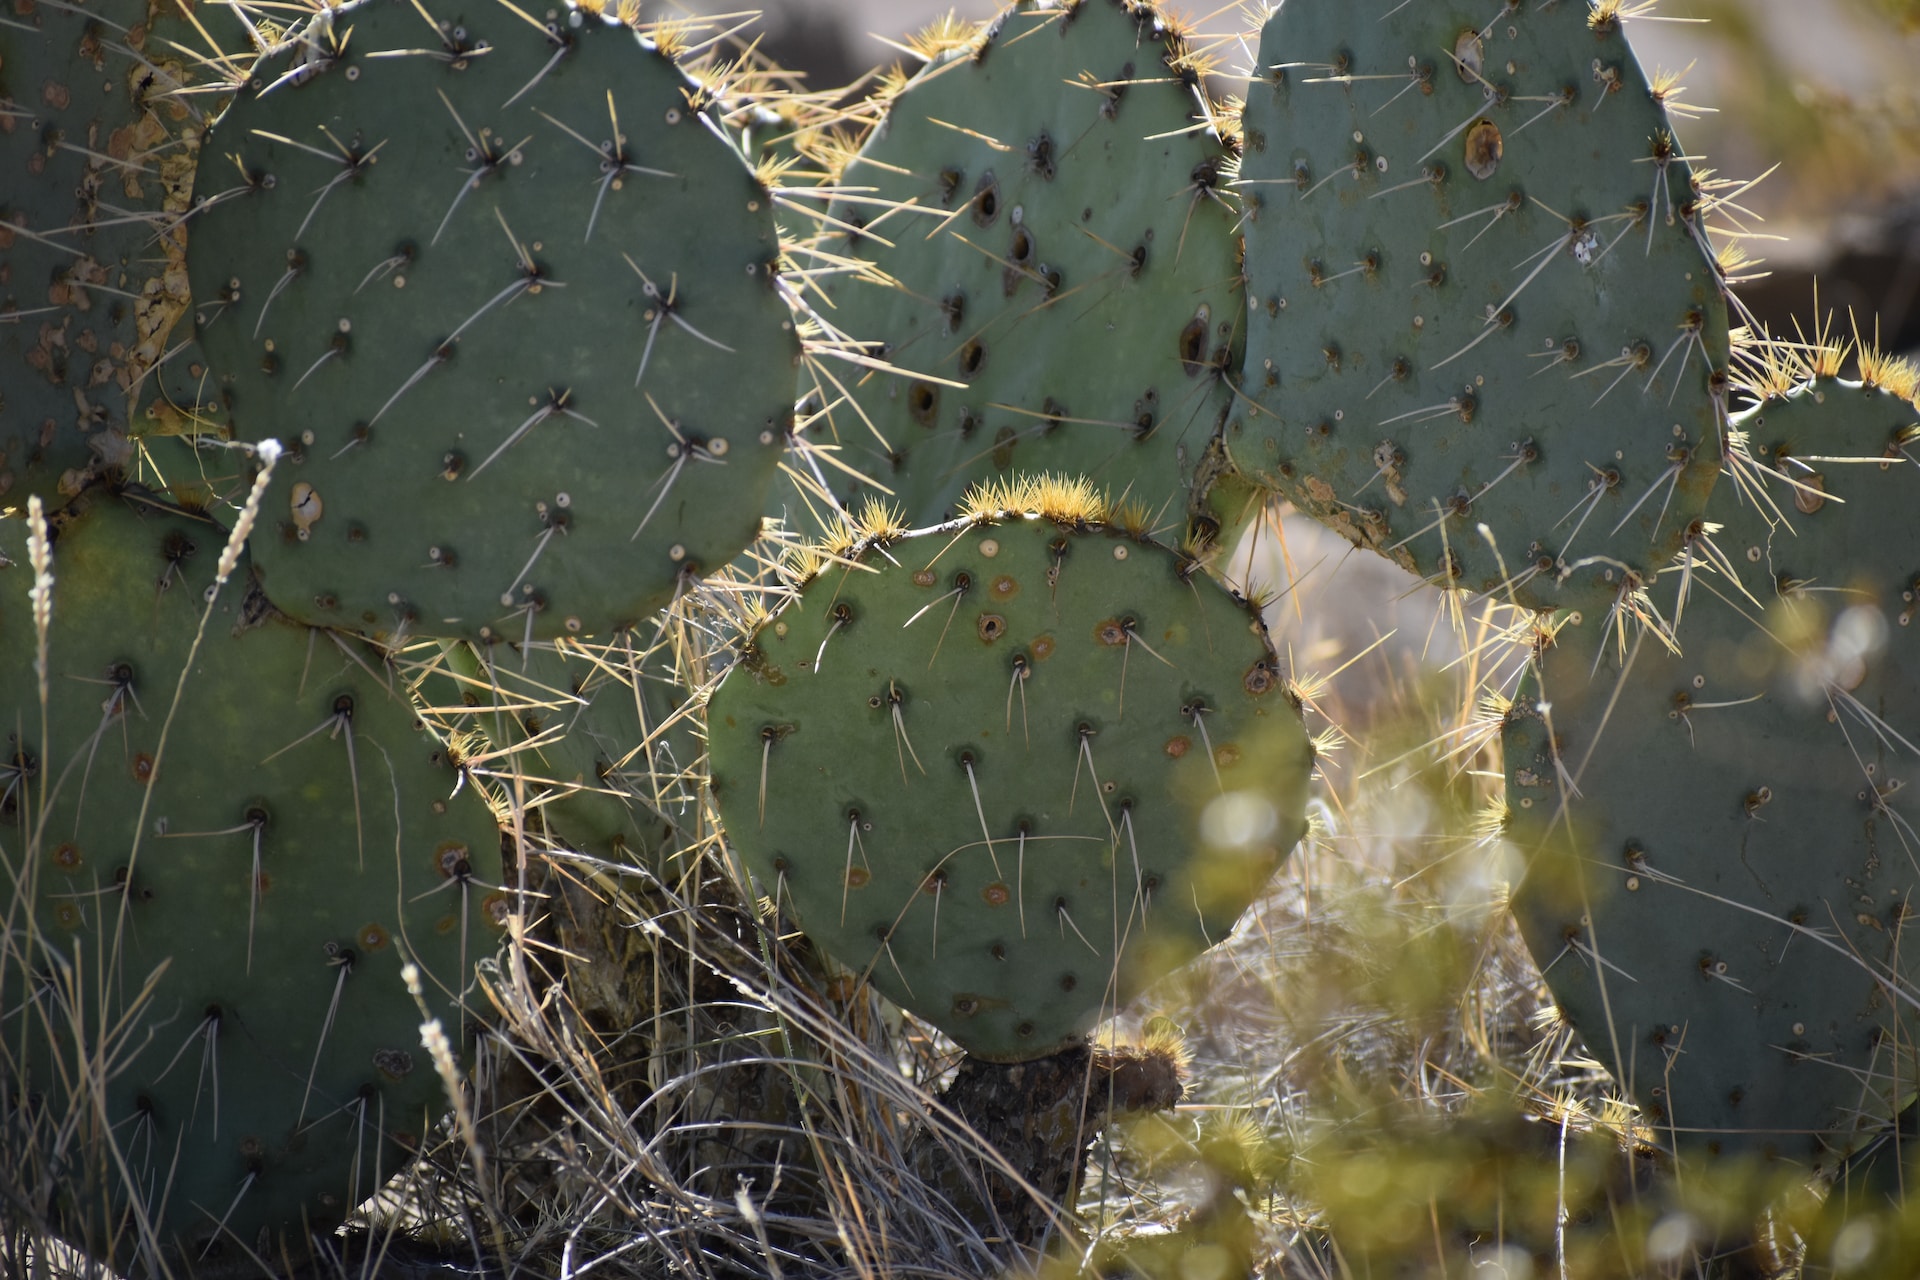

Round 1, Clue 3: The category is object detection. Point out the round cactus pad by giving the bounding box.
[0,493,504,1262]
[1236,0,1727,609]
[187,0,797,641]
[708,492,1312,1060]
[812,0,1243,531]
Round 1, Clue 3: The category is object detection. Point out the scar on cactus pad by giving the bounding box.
[184,0,798,643]
[1235,0,1728,611]
[803,0,1244,533]
[707,476,1313,1061]
[0,492,503,1265]
[1503,332,1920,1169]
[0,0,241,504]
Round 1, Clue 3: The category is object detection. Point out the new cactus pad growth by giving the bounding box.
[1235,0,1727,610]
[707,480,1313,1060]
[186,0,797,642]
[807,0,1243,531]
[1503,358,1920,1166]
[0,494,503,1265]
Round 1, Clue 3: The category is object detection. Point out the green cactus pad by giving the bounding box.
[0,491,503,1266]
[186,0,797,642]
[1235,0,1726,609]
[807,0,1243,531]
[1503,374,1920,1166]
[707,485,1313,1060]
[0,0,237,504]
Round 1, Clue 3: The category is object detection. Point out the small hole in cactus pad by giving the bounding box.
[1178,309,1211,375]
[971,173,1000,227]
[959,340,986,379]
[908,382,939,426]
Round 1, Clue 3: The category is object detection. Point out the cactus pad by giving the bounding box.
[1235,0,1726,609]
[707,483,1313,1060]
[808,0,1243,531]
[0,0,234,504]
[1503,371,1920,1166]
[0,492,503,1265]
[186,0,797,642]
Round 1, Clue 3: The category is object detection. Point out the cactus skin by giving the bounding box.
[0,0,230,504]
[707,491,1313,1061]
[1235,0,1726,610]
[1502,374,1920,1167]
[0,493,502,1267]
[811,0,1242,531]
[185,0,797,643]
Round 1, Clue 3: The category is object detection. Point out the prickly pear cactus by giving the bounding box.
[186,0,797,642]
[0,492,503,1267]
[0,0,235,503]
[413,633,702,867]
[1503,367,1920,1166]
[1235,0,1727,609]
[807,0,1243,531]
[707,480,1313,1060]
